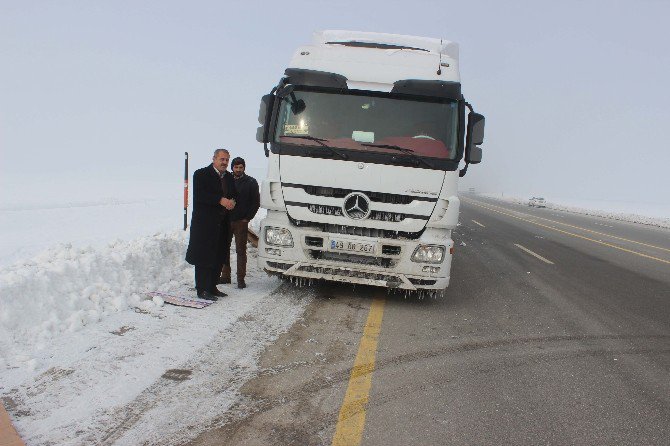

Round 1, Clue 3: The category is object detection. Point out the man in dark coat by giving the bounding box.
[185,149,237,301]
[220,157,260,289]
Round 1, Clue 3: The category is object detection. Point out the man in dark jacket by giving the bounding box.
[185,149,237,300]
[220,157,260,289]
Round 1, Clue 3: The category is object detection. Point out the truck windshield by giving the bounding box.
[274,90,459,160]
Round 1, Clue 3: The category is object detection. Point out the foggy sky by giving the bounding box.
[2,0,669,209]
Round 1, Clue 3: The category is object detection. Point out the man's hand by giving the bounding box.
[219,197,236,210]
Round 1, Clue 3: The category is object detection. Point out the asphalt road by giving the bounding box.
[188,196,670,446]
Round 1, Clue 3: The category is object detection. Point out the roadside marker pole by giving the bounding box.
[183,152,189,231]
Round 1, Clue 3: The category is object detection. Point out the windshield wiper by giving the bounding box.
[361,143,433,168]
[285,135,349,160]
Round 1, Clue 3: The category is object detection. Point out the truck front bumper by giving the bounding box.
[257,212,453,291]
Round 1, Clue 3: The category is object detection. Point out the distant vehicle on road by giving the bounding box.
[529,197,546,207]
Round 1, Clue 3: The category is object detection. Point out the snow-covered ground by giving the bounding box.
[2,190,668,444]
[479,193,670,228]
[0,198,317,445]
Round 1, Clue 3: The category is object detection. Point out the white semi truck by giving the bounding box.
[255,30,484,291]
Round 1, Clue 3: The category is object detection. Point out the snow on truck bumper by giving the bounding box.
[257,212,452,291]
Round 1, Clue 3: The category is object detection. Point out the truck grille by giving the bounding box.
[306,204,409,222]
[370,211,409,222]
[382,245,401,255]
[309,250,396,268]
[300,185,421,204]
[304,236,324,247]
[408,278,437,286]
[324,223,422,239]
[289,216,424,240]
[307,204,343,217]
[297,265,396,282]
[266,261,294,271]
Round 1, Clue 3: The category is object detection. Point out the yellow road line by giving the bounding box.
[466,200,670,265]
[472,219,485,228]
[514,243,555,264]
[332,296,386,446]
[466,199,670,253]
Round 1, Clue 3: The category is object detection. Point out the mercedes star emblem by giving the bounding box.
[342,192,371,220]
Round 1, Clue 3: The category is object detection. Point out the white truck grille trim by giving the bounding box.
[289,215,425,240]
[286,202,428,222]
[283,183,437,204]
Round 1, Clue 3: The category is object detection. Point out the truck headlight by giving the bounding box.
[411,245,445,263]
[265,227,294,247]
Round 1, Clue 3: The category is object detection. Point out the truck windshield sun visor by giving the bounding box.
[392,80,462,101]
[284,68,348,89]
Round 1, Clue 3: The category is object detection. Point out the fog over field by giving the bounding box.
[2,0,669,214]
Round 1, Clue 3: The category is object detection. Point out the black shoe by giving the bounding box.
[218,277,231,284]
[237,280,247,289]
[209,287,228,298]
[197,290,218,301]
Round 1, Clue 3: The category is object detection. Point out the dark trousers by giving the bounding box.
[195,219,230,292]
[221,220,249,282]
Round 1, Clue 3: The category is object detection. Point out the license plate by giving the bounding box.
[329,239,376,254]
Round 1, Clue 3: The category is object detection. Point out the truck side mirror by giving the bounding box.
[256,126,266,143]
[258,94,272,125]
[257,94,275,157]
[467,145,482,164]
[465,112,485,164]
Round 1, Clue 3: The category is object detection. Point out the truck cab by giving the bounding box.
[255,31,484,291]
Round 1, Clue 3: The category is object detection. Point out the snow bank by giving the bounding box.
[0,231,190,366]
[0,232,310,446]
[480,194,670,228]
